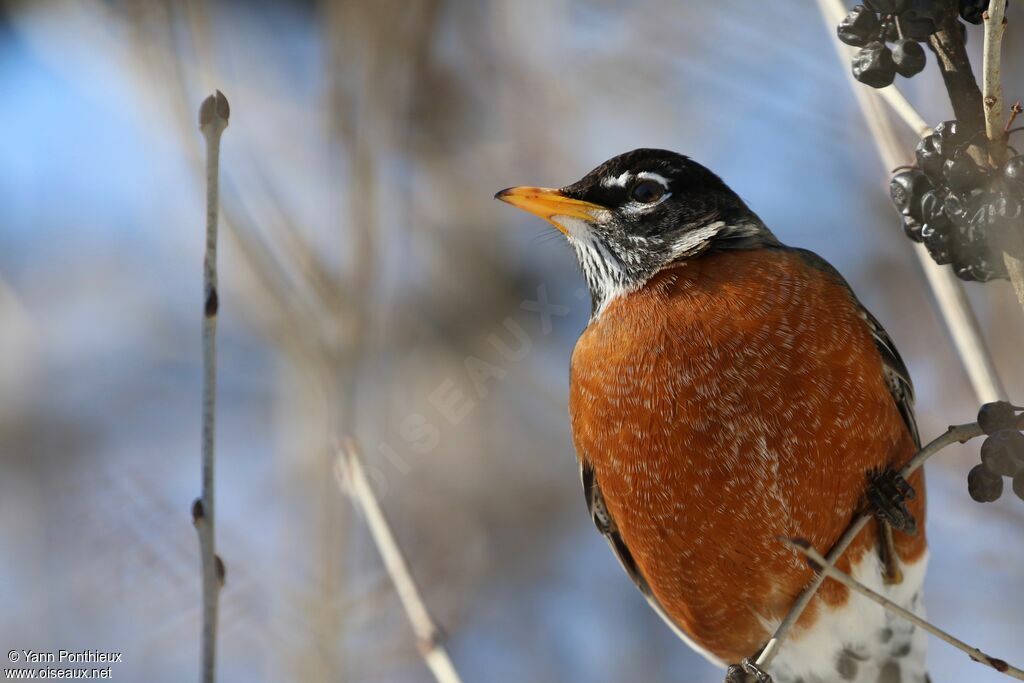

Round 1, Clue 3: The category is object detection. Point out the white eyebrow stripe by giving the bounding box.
[601,171,632,188]
[636,171,669,187]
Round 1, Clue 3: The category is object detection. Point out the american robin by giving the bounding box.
[496,149,928,683]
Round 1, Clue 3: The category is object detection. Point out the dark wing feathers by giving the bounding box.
[860,306,921,449]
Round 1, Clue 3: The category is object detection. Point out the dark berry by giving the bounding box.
[922,223,954,264]
[943,155,988,192]
[968,463,1004,502]
[890,169,932,220]
[893,39,926,77]
[985,194,1024,246]
[933,120,965,157]
[916,135,945,179]
[866,0,910,14]
[960,0,990,24]
[943,191,977,227]
[944,196,968,230]
[1003,155,1024,194]
[953,263,973,280]
[902,217,924,242]
[853,42,897,88]
[1014,472,1024,501]
[838,5,882,47]
[954,206,1009,278]
[973,260,1004,281]
[900,1,939,40]
[920,189,950,227]
[980,430,1024,477]
[978,401,1019,434]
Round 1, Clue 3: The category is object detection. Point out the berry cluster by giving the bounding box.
[969,402,1024,502]
[838,2,936,87]
[889,120,1020,281]
[837,2,1003,88]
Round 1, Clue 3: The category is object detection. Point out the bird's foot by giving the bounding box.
[867,469,917,535]
[725,658,772,683]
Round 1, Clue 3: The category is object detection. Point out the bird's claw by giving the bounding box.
[725,658,773,683]
[867,469,917,535]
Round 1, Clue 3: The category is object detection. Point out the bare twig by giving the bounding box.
[818,0,1008,404]
[983,1,1024,309]
[929,2,986,136]
[877,84,932,138]
[1005,101,1023,133]
[755,420,988,671]
[193,90,229,683]
[783,539,1024,680]
[334,439,464,683]
[983,2,1009,164]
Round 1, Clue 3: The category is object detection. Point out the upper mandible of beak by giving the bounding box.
[495,186,605,234]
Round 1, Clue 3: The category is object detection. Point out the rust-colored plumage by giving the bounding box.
[570,248,926,663]
[498,149,928,681]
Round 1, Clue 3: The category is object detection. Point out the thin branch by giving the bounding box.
[783,539,1024,680]
[983,1,1024,309]
[877,85,932,138]
[755,420,987,670]
[983,1,1009,163]
[930,1,987,135]
[193,90,229,683]
[818,0,1008,404]
[334,439,464,683]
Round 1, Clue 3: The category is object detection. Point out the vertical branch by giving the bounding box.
[193,90,230,683]
[983,1,1009,164]
[928,9,986,136]
[334,439,464,683]
[982,1,1024,308]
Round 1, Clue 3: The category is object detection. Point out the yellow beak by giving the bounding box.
[495,186,605,234]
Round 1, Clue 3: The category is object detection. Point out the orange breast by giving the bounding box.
[569,248,926,662]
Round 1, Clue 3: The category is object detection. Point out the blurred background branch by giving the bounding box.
[193,89,229,683]
[336,439,463,683]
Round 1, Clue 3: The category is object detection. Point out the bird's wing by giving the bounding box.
[788,248,920,449]
[581,460,726,668]
[859,305,921,449]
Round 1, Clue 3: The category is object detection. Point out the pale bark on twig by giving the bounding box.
[784,539,1024,680]
[876,84,931,138]
[194,90,229,683]
[983,1,1024,309]
[334,439,464,683]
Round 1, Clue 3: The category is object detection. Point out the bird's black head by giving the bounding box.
[497,149,775,317]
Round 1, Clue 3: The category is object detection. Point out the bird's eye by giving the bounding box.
[631,179,665,203]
